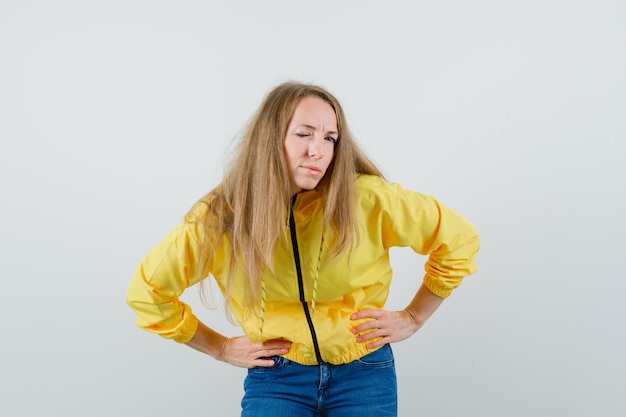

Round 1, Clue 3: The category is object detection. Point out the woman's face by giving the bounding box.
[283,96,338,194]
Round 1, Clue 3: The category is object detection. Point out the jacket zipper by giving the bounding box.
[289,195,324,364]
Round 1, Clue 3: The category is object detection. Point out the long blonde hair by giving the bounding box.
[189,81,384,312]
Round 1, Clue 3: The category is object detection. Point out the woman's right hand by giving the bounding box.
[185,321,291,368]
[219,336,291,368]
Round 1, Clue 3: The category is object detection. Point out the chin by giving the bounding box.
[295,182,319,192]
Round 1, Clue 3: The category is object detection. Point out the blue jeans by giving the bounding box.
[241,344,397,417]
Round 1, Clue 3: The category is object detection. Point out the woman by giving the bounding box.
[126,81,480,416]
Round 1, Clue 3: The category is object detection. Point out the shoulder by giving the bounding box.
[355,174,409,200]
[355,174,437,213]
[355,174,391,192]
[354,174,398,212]
[184,195,215,227]
[181,191,228,244]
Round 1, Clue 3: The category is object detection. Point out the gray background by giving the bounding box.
[1,0,624,416]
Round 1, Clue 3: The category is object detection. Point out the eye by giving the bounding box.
[325,136,338,144]
[296,133,310,138]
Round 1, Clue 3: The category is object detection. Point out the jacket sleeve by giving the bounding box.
[126,206,209,343]
[386,182,480,298]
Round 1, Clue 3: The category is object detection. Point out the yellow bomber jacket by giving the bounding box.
[126,175,480,365]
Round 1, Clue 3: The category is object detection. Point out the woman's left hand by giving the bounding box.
[350,309,420,349]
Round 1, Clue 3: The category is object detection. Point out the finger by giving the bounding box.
[355,329,383,343]
[253,347,290,360]
[261,339,292,349]
[351,322,373,335]
[355,330,387,348]
[251,357,276,368]
[351,317,387,334]
[351,310,383,320]
[365,337,387,349]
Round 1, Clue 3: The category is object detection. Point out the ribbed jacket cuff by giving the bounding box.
[171,314,199,344]
[423,275,457,299]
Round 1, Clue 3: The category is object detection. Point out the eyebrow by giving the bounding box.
[296,124,339,136]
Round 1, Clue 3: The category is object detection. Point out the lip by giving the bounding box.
[301,165,322,175]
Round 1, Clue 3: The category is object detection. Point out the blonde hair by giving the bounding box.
[189,81,384,313]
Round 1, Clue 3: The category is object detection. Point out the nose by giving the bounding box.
[308,136,324,159]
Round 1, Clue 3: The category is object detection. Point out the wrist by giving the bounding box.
[401,308,423,330]
[185,321,228,359]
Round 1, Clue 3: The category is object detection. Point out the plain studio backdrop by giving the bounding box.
[1,1,624,416]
